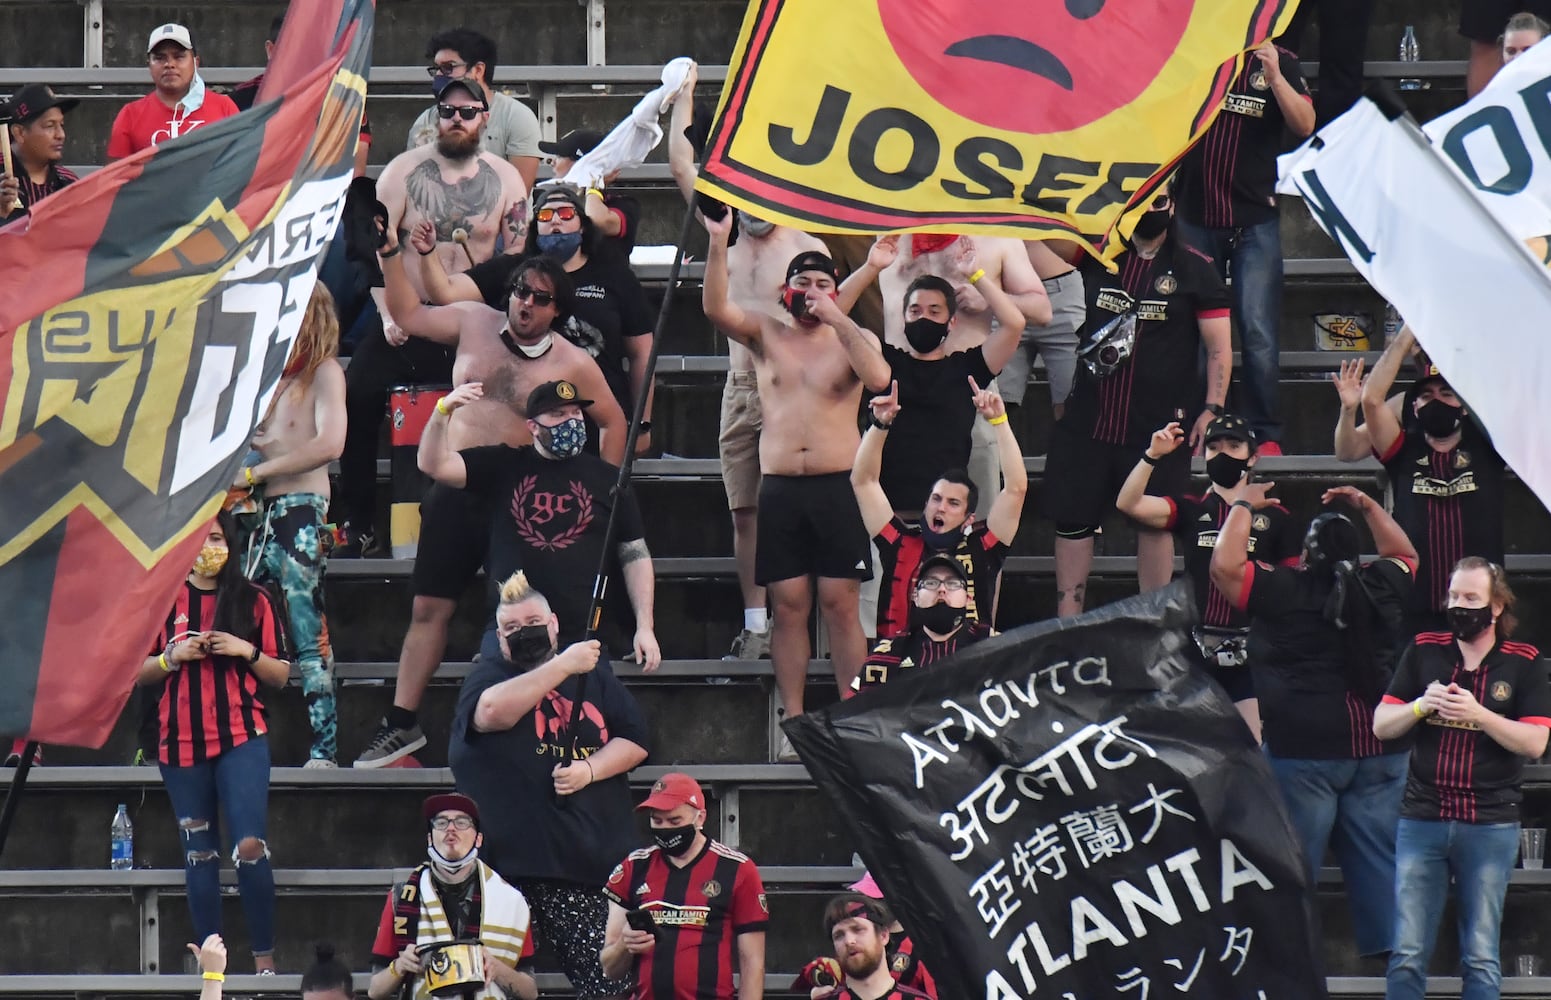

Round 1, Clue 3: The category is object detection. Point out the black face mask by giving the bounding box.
[903,317,950,354]
[922,523,963,550]
[915,601,965,635]
[1417,399,1463,438]
[503,624,553,666]
[653,824,697,857]
[1205,453,1250,489]
[1133,208,1172,240]
[1447,605,1495,642]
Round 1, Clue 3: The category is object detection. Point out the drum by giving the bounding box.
[388,384,451,559]
[417,940,485,997]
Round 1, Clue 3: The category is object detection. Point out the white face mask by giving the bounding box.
[428,843,479,873]
[512,332,552,358]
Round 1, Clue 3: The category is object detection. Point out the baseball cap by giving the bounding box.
[534,183,586,215]
[637,772,705,812]
[916,552,968,585]
[1415,358,1450,389]
[539,128,605,160]
[6,84,79,124]
[147,23,194,53]
[433,75,489,109]
[423,792,480,828]
[785,250,839,284]
[526,379,594,416]
[1204,413,1255,446]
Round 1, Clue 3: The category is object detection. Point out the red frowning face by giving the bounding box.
[878,0,1198,135]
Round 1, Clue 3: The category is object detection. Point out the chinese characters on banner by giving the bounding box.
[786,583,1327,999]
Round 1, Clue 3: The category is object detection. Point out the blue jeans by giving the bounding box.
[1176,216,1284,444]
[159,736,275,956]
[1265,750,1407,956]
[1387,818,1520,1000]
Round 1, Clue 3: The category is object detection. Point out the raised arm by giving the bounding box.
[850,382,901,536]
[1325,485,1417,566]
[381,237,463,345]
[1361,326,1413,459]
[808,291,890,393]
[836,236,896,316]
[667,63,700,204]
[970,249,1033,374]
[1209,482,1281,607]
[416,383,480,487]
[407,219,485,304]
[1259,43,1315,139]
[474,641,598,732]
[1331,358,1369,462]
[1116,423,1186,529]
[701,211,764,346]
[977,379,1027,543]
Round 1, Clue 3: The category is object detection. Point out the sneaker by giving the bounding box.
[333,523,382,558]
[302,757,338,769]
[1256,440,1284,457]
[353,719,427,768]
[776,733,800,763]
[722,627,772,661]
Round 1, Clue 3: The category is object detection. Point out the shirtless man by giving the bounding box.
[238,284,348,765]
[338,77,529,555]
[667,68,828,660]
[841,234,1050,515]
[354,232,625,768]
[701,210,891,759]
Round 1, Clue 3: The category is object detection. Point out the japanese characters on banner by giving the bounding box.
[786,584,1326,1000]
[1277,99,1551,516]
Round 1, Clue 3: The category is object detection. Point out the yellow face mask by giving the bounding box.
[192,544,228,578]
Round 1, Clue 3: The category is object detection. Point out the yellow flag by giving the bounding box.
[696,0,1300,261]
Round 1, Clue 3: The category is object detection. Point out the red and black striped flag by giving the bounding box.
[0,0,373,747]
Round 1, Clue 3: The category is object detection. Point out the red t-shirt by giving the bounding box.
[107,90,240,158]
[370,885,536,963]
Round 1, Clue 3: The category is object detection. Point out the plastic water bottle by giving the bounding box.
[1383,303,1403,346]
[110,804,133,870]
[1399,26,1425,91]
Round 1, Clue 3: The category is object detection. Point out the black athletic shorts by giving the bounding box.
[1044,423,1190,533]
[410,482,491,599]
[1461,0,1551,42]
[755,471,873,585]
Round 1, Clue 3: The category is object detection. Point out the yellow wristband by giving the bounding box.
[1412,699,1426,719]
[436,398,451,417]
[243,467,256,487]
[587,188,605,201]
[987,414,1008,426]
[202,972,225,982]
[158,653,171,673]
[968,268,986,285]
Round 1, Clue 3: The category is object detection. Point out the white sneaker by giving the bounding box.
[723,627,772,661]
[303,757,338,769]
[776,734,800,763]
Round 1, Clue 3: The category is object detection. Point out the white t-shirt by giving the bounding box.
[407,90,542,161]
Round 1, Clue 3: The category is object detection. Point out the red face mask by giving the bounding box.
[782,286,836,324]
[911,234,960,257]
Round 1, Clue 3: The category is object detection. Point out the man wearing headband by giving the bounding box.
[1361,327,1506,637]
[368,793,536,1000]
[795,876,937,999]
[816,895,932,1000]
[702,209,892,760]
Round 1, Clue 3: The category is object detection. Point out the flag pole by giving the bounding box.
[0,741,40,860]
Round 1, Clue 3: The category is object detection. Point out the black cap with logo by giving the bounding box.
[526,379,594,416]
[5,84,79,124]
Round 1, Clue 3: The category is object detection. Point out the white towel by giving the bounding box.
[554,57,695,190]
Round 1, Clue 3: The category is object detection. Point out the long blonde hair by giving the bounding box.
[285,282,340,390]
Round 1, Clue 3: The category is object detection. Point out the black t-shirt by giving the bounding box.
[1241,557,1415,759]
[600,193,642,257]
[1379,422,1506,618]
[1062,237,1230,448]
[461,446,645,640]
[450,654,650,884]
[1386,633,1551,824]
[1165,492,1300,628]
[880,344,994,511]
[468,251,652,413]
[1175,47,1311,228]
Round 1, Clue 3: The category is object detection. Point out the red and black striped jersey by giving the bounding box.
[1384,633,1551,823]
[856,623,994,692]
[873,518,1005,639]
[603,839,768,1000]
[1163,491,1299,628]
[10,160,77,216]
[152,582,280,767]
[836,983,933,1000]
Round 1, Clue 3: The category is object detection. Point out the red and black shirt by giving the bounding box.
[1377,422,1505,618]
[856,622,994,692]
[1238,556,1415,760]
[602,840,768,1000]
[873,518,1005,638]
[791,935,938,998]
[1175,46,1311,229]
[1163,492,1299,628]
[7,159,77,217]
[152,582,280,767]
[1383,633,1551,824]
[836,984,933,1000]
[1065,238,1230,449]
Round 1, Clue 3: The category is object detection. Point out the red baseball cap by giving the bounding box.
[637,772,705,812]
[423,792,480,827]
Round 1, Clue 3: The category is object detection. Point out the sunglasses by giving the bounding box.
[511,283,556,307]
[426,61,468,78]
[437,104,482,121]
[536,204,579,223]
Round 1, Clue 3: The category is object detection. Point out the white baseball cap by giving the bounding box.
[147,23,194,54]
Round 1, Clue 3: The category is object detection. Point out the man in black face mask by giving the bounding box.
[853,554,993,692]
[1362,327,1507,636]
[1116,413,1300,741]
[450,571,649,1000]
[600,773,770,1000]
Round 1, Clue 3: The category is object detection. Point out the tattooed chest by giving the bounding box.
[406,158,504,242]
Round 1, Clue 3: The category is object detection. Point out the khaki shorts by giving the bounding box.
[718,372,762,510]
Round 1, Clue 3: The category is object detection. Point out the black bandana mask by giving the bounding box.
[1417,399,1463,438]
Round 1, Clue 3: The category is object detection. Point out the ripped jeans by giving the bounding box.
[159,736,275,955]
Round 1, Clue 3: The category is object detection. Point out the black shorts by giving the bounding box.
[755,472,873,585]
[1460,0,1551,41]
[410,483,491,599]
[1044,423,1190,533]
